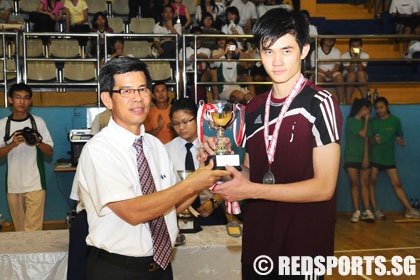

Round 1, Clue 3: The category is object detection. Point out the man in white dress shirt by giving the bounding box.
[73,57,229,280]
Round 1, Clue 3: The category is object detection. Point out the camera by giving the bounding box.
[353,47,360,54]
[229,45,236,51]
[16,127,37,145]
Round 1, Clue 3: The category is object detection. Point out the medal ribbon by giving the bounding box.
[232,103,246,147]
[264,75,306,165]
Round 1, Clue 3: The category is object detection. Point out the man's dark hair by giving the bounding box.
[320,31,335,47]
[152,81,167,93]
[253,8,310,52]
[9,83,33,98]
[349,38,363,47]
[170,98,198,119]
[99,57,152,95]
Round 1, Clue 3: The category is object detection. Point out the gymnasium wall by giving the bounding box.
[1,104,419,222]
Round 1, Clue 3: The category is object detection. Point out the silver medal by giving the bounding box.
[263,167,275,184]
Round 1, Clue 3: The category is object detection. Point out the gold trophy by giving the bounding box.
[198,100,245,170]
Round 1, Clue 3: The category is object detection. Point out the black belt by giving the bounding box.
[92,247,162,271]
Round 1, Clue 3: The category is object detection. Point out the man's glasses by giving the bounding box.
[111,87,151,98]
[171,117,196,128]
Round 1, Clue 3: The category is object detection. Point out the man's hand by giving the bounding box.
[212,165,251,202]
[184,159,231,193]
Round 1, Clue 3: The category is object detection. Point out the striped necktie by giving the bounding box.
[133,137,172,270]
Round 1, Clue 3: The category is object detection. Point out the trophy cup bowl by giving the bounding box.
[203,100,241,170]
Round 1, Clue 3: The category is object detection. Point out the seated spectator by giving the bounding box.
[179,26,212,102]
[210,38,255,104]
[166,98,228,225]
[30,0,64,33]
[195,0,224,29]
[153,5,181,66]
[64,0,89,49]
[90,12,113,60]
[389,0,420,57]
[407,25,420,58]
[172,0,191,33]
[144,81,177,144]
[229,0,258,34]
[199,12,220,50]
[311,32,345,104]
[108,37,133,60]
[0,0,10,23]
[341,38,369,104]
[221,6,246,50]
[221,6,244,36]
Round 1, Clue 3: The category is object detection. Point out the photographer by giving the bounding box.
[0,83,54,231]
[341,38,369,104]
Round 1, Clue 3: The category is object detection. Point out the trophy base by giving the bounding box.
[178,217,202,234]
[207,154,242,171]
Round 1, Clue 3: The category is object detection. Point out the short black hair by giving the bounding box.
[170,98,198,119]
[99,57,152,95]
[253,8,310,52]
[9,83,33,98]
[349,38,363,47]
[152,81,167,93]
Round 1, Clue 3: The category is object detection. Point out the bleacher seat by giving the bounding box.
[27,61,57,81]
[85,0,107,15]
[112,0,129,17]
[19,0,39,14]
[50,39,80,58]
[21,38,44,57]
[0,59,17,81]
[64,61,96,81]
[108,17,125,33]
[129,17,155,34]
[146,61,172,82]
[124,40,150,58]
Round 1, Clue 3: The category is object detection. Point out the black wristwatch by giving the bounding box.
[209,197,219,209]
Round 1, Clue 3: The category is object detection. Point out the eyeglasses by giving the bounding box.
[111,87,151,98]
[171,117,195,128]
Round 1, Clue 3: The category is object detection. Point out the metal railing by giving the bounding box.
[0,32,20,106]
[1,32,420,107]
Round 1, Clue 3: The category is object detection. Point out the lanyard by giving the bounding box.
[263,75,306,165]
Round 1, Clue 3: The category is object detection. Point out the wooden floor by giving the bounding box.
[329,213,420,279]
[1,214,419,278]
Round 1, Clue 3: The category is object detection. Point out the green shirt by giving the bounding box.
[369,115,402,165]
[344,117,371,163]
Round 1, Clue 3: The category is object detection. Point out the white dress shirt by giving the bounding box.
[75,118,179,257]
